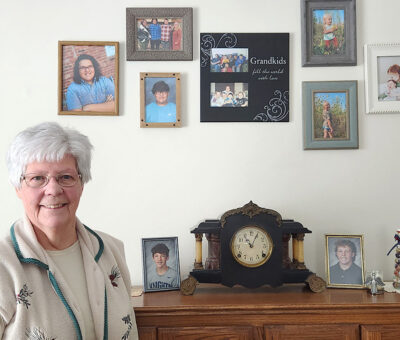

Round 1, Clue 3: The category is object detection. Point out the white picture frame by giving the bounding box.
[364,43,400,114]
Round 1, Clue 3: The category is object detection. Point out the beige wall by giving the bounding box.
[0,0,399,286]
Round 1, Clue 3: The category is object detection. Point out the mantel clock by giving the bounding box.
[181,201,325,294]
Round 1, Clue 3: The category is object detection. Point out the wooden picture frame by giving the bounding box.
[140,72,181,128]
[302,81,358,149]
[126,7,193,61]
[325,234,365,289]
[142,237,181,292]
[364,43,400,114]
[301,0,356,67]
[58,41,119,116]
[200,33,289,122]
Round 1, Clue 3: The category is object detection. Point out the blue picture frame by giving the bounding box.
[302,81,358,149]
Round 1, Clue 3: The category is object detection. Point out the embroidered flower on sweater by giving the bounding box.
[25,327,56,340]
[109,265,121,287]
[121,314,133,340]
[16,284,33,309]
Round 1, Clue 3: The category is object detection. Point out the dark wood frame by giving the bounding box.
[301,0,357,67]
[126,7,193,61]
[58,41,119,116]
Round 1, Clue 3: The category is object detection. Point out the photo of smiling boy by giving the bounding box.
[145,79,176,123]
[147,243,179,290]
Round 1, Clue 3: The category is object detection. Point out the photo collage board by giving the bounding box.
[200,33,289,122]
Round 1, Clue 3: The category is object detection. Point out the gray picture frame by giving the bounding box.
[301,0,356,67]
[302,81,358,150]
[141,237,181,293]
[126,7,193,61]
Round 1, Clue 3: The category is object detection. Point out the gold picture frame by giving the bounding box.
[58,41,119,116]
[325,234,365,289]
[140,72,181,127]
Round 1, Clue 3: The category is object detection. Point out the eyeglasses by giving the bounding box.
[21,173,82,188]
[79,65,94,71]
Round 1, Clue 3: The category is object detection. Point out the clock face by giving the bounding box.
[230,225,273,268]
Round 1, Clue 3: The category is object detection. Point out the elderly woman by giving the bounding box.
[0,122,138,339]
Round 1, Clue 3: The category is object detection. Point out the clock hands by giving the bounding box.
[250,233,259,247]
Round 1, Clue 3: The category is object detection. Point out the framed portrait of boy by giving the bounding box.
[365,43,400,114]
[301,0,356,67]
[58,41,119,116]
[325,235,365,288]
[126,7,193,61]
[140,72,181,127]
[141,237,181,292]
[302,81,358,150]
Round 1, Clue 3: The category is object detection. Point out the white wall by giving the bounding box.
[1,0,399,286]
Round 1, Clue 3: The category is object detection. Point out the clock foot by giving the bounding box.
[305,274,327,293]
[180,275,199,295]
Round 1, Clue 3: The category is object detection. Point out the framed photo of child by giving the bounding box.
[140,72,181,127]
[325,235,365,289]
[126,7,193,61]
[302,81,358,149]
[58,41,119,116]
[365,43,400,114]
[301,0,356,67]
[141,237,181,292]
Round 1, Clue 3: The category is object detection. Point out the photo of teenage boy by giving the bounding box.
[329,239,363,285]
[160,18,172,50]
[145,79,176,123]
[149,18,161,50]
[147,243,179,290]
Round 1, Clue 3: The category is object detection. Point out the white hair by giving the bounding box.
[6,122,93,188]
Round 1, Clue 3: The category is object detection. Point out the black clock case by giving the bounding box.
[190,203,314,289]
[221,212,283,288]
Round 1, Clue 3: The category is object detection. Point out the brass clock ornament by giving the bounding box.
[230,225,273,268]
[182,201,325,294]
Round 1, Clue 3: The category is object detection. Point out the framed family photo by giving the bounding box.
[365,43,400,114]
[58,41,119,116]
[140,72,181,127]
[325,234,365,289]
[200,33,289,122]
[142,237,181,292]
[126,7,193,61]
[302,81,358,149]
[301,0,356,67]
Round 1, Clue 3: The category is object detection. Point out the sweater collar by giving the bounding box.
[10,216,104,267]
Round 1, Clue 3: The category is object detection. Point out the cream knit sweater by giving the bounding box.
[0,216,138,340]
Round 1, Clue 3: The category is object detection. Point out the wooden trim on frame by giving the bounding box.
[58,41,119,116]
[140,72,181,128]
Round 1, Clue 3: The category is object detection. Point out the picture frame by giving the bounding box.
[325,234,365,289]
[140,72,181,128]
[58,41,119,116]
[302,81,358,150]
[141,237,181,292]
[301,0,357,67]
[200,33,289,122]
[364,43,400,114]
[126,7,193,61]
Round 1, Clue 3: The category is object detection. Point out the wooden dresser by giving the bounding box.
[131,283,400,340]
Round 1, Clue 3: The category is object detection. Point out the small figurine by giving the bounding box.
[364,271,385,295]
[387,229,400,289]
